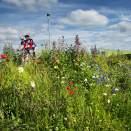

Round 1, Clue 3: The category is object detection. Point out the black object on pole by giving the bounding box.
[47,13,51,49]
[47,13,51,17]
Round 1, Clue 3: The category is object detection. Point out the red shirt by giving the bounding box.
[24,39,35,49]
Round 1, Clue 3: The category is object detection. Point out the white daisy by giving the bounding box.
[61,80,65,84]
[62,77,65,79]
[64,117,67,121]
[105,84,111,87]
[55,127,59,131]
[92,76,96,79]
[54,66,58,69]
[30,81,36,88]
[115,88,119,91]
[103,93,107,96]
[107,99,111,104]
[18,66,24,73]
[84,78,88,82]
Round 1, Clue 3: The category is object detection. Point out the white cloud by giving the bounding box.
[0,25,36,43]
[60,9,109,27]
[0,26,19,51]
[0,25,37,51]
[0,27,18,41]
[86,29,131,50]
[34,23,131,50]
[109,21,131,32]
[0,27,18,34]
[119,15,131,21]
[2,0,58,9]
[0,21,131,51]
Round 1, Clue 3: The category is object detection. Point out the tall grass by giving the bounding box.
[0,49,131,130]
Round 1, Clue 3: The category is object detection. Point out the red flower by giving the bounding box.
[0,54,7,59]
[69,90,75,95]
[69,81,74,85]
[66,86,70,90]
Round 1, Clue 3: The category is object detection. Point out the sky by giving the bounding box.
[0,0,131,50]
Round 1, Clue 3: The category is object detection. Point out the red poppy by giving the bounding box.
[69,90,75,95]
[69,81,74,85]
[0,54,7,59]
[66,86,71,91]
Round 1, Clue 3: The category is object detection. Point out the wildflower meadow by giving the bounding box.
[0,46,131,131]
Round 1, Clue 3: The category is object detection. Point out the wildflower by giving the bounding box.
[56,59,60,64]
[55,127,59,131]
[105,84,111,87]
[92,75,99,79]
[107,99,110,104]
[64,117,67,121]
[66,81,78,95]
[87,65,91,68]
[84,78,88,82]
[53,114,55,117]
[103,93,107,96]
[112,87,119,94]
[54,66,58,69]
[69,81,74,85]
[116,104,119,106]
[31,81,36,88]
[115,88,119,91]
[66,86,70,90]
[18,66,24,73]
[107,78,110,81]
[73,118,76,123]
[0,54,7,59]
[90,83,95,86]
[69,90,75,95]
[61,80,65,84]
[99,120,102,122]
[96,75,99,78]
[86,127,89,130]
[92,76,96,79]
[80,64,83,67]
[80,62,85,67]
[62,77,65,79]
[90,102,93,105]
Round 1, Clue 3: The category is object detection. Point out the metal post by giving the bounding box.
[47,13,51,50]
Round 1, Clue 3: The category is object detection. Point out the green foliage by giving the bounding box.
[0,50,131,130]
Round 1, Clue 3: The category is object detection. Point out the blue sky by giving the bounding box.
[0,0,131,50]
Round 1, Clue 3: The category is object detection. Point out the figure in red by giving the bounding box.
[24,34,36,57]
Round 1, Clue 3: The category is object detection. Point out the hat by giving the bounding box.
[24,34,30,38]
[20,37,24,40]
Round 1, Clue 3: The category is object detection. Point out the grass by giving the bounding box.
[0,49,131,131]
[104,49,131,56]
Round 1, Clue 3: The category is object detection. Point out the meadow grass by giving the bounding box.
[0,50,131,131]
